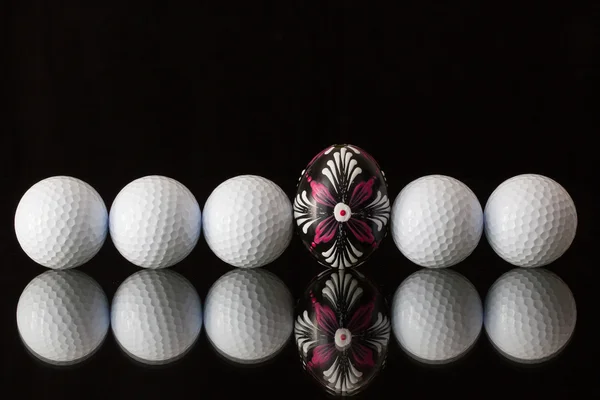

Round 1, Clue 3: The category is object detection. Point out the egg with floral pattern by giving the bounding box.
[294,144,390,269]
[295,268,391,397]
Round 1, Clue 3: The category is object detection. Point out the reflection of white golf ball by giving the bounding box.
[111,269,202,364]
[202,175,293,268]
[484,268,576,363]
[17,270,109,365]
[484,174,577,268]
[204,269,294,363]
[109,176,201,269]
[391,175,483,268]
[391,269,482,363]
[15,176,108,270]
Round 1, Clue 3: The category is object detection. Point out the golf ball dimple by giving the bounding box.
[391,269,482,363]
[111,269,203,364]
[204,269,294,363]
[484,174,577,268]
[14,176,108,270]
[202,175,293,268]
[293,144,391,269]
[390,175,483,268]
[109,175,202,269]
[16,270,110,365]
[484,268,576,363]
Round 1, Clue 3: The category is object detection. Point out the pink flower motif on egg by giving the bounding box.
[295,269,390,395]
[294,145,390,269]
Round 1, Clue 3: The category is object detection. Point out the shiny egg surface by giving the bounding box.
[293,144,390,269]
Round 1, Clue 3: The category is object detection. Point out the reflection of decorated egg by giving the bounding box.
[295,268,390,397]
[294,144,390,269]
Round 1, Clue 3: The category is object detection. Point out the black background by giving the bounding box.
[2,2,597,399]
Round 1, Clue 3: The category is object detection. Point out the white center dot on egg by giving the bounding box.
[334,328,352,349]
[334,203,352,222]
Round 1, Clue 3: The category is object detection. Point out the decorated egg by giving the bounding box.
[294,268,390,397]
[294,144,390,269]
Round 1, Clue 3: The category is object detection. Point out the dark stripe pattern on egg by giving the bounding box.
[293,144,390,269]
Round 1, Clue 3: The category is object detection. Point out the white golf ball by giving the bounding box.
[391,269,482,363]
[109,175,201,269]
[111,269,203,365]
[202,175,293,268]
[484,268,576,363]
[15,176,108,270]
[204,269,294,364]
[390,175,483,268]
[16,270,110,365]
[484,174,577,268]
